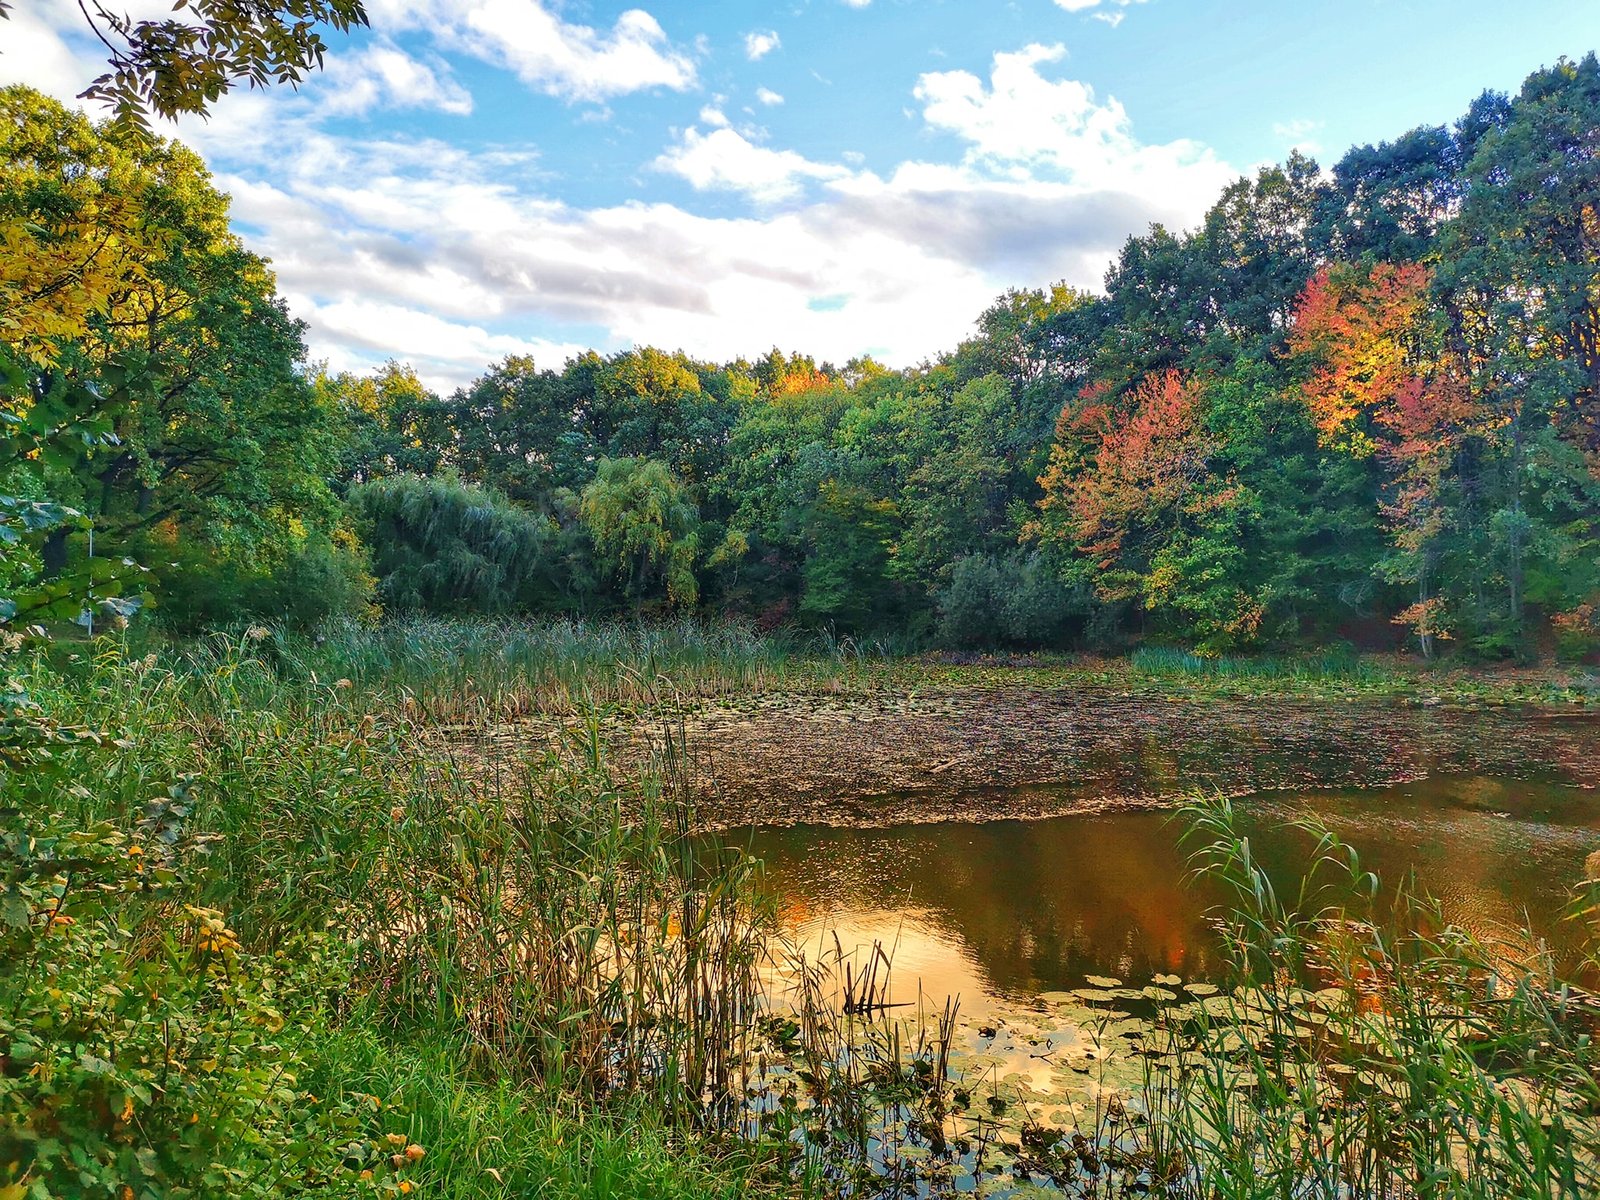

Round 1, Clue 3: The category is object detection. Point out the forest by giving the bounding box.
[8,6,1600,1199]
[5,52,1598,661]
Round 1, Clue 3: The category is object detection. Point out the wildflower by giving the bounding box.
[245,625,271,642]
[405,1144,425,1162]
[336,678,353,689]
[390,806,405,823]
[398,1183,414,1195]
[385,1133,407,1148]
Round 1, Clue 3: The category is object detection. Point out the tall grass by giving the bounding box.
[12,629,1600,1198]
[120,617,896,725]
[1139,797,1600,1198]
[1130,643,1392,685]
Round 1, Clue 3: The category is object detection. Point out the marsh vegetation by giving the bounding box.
[5,624,1600,1198]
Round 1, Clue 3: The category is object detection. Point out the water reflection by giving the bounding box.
[744,776,1600,1011]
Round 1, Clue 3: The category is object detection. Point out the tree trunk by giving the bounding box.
[41,527,69,579]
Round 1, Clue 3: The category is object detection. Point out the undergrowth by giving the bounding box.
[4,626,1597,1198]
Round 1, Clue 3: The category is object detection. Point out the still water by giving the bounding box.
[743,775,1600,1011]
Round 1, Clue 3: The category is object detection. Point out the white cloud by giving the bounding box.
[2,20,1244,391]
[2,0,685,113]
[366,0,697,102]
[0,5,94,103]
[744,30,781,61]
[913,43,1233,210]
[755,87,785,106]
[215,42,1238,387]
[654,126,851,203]
[318,41,474,116]
[297,297,587,380]
[1273,118,1324,155]
[1053,0,1147,20]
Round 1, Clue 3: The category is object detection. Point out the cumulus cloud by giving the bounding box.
[364,0,697,102]
[756,87,785,106]
[914,44,1233,209]
[317,41,474,116]
[1273,117,1324,155]
[654,126,852,203]
[0,3,95,102]
[230,41,1235,385]
[744,30,781,60]
[1052,0,1146,20]
[4,19,1243,390]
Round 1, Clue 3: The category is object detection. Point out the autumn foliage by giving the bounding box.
[1288,262,1432,455]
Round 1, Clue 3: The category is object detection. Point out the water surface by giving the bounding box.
[746,776,1600,1012]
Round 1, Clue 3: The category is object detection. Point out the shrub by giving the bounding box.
[936,553,1081,649]
[0,805,421,1198]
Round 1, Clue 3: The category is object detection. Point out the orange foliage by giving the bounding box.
[1053,370,1215,566]
[1289,261,1432,455]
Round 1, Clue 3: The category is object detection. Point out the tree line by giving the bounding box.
[3,52,1597,659]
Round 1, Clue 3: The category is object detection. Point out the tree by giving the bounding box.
[2,0,369,130]
[1288,261,1477,654]
[349,474,554,615]
[580,457,699,609]
[323,361,453,486]
[4,89,340,577]
[1289,261,1435,457]
[1034,370,1263,651]
[449,355,593,501]
[2,0,364,627]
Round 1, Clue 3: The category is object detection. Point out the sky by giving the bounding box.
[5,0,1599,390]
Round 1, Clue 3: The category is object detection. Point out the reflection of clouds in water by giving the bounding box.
[750,777,1600,1015]
[774,908,995,1014]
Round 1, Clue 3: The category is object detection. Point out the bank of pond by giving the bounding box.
[6,630,1600,1198]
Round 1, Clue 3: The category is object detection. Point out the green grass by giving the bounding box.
[1128,643,1387,682]
[308,1028,763,1200]
[8,621,1600,1198]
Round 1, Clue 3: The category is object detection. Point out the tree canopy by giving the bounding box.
[4,52,1598,659]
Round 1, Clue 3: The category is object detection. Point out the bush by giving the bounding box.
[936,553,1081,649]
[0,806,421,1198]
[140,526,374,632]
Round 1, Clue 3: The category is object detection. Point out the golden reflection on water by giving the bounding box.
[745,776,1600,1010]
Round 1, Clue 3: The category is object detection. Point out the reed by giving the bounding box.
[12,627,1600,1199]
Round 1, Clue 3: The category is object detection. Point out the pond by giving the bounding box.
[655,689,1600,1009]
[662,690,1600,1191]
[744,775,1600,1014]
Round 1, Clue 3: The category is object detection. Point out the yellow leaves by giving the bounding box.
[184,905,241,956]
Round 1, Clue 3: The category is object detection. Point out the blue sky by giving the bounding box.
[7,0,1599,387]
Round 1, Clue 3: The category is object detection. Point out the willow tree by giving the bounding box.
[349,474,555,614]
[580,457,700,609]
